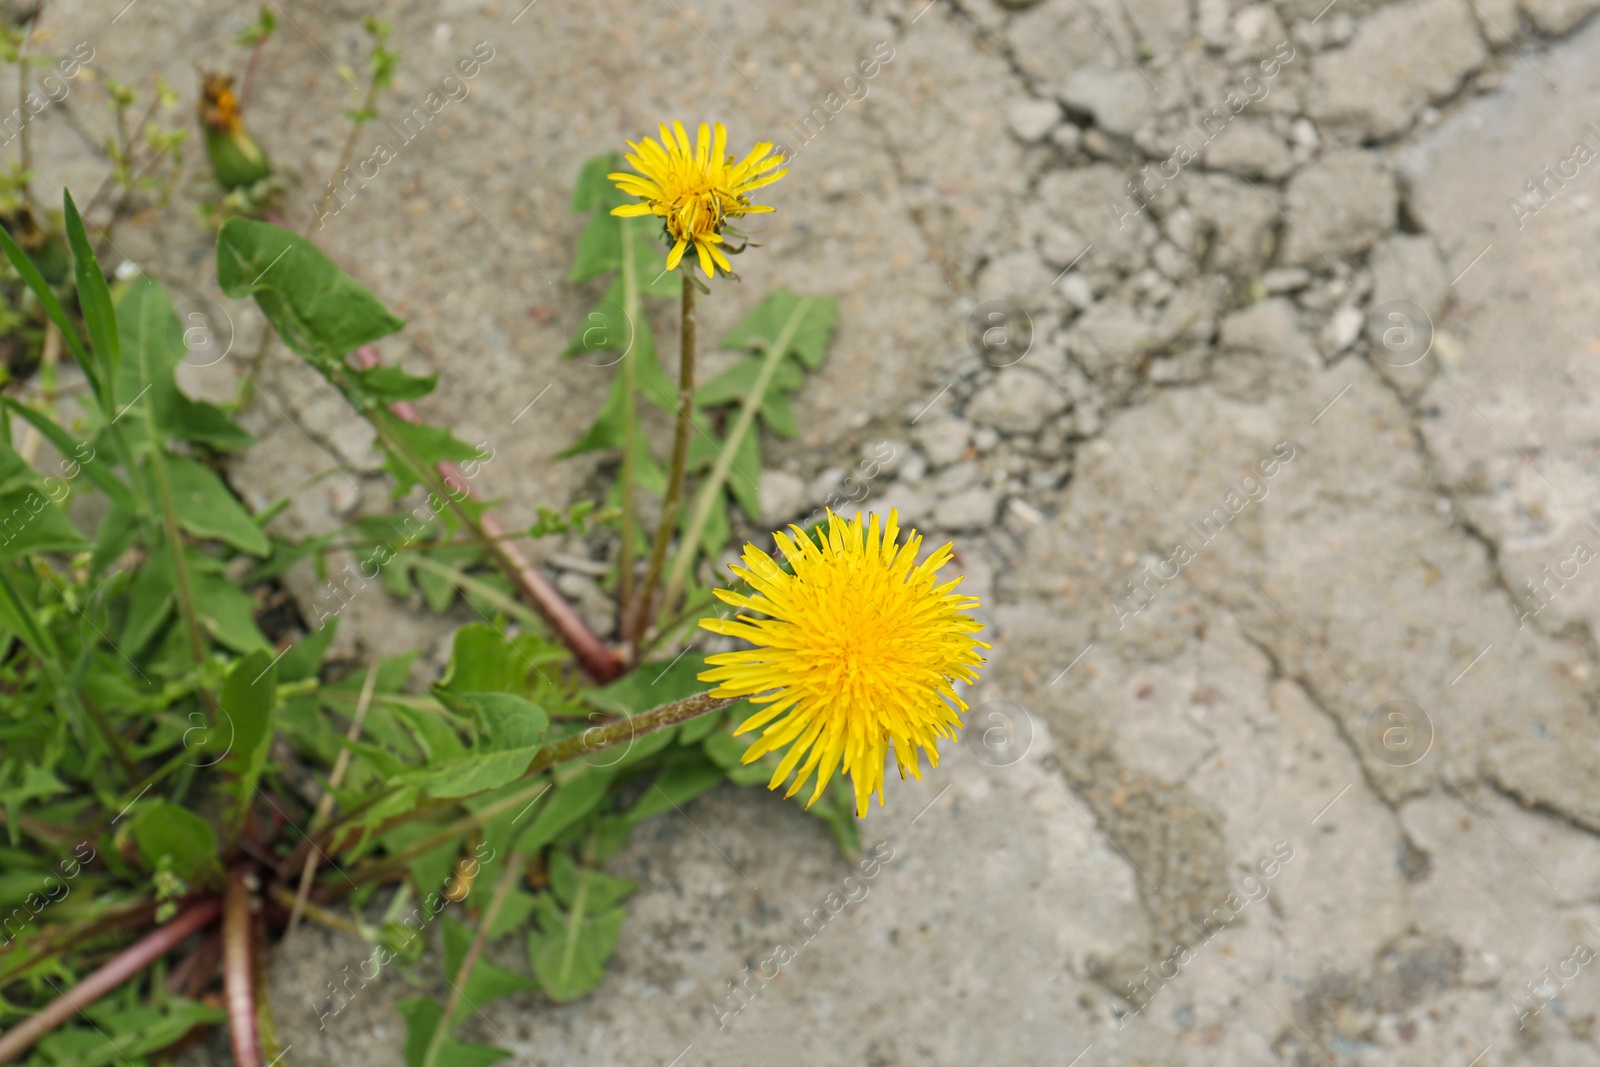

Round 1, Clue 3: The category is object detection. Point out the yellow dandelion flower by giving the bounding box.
[698,510,989,817]
[608,120,786,278]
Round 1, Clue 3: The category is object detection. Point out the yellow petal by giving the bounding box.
[665,238,688,270]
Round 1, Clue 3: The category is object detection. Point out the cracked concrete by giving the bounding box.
[27,0,1600,1061]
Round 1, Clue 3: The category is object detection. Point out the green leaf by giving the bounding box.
[704,730,768,787]
[374,412,485,499]
[570,152,623,215]
[514,769,611,854]
[622,755,725,824]
[118,277,252,451]
[340,736,410,779]
[0,488,88,559]
[561,282,628,359]
[0,435,36,497]
[677,707,722,745]
[547,850,636,912]
[436,623,560,701]
[760,388,798,438]
[594,651,711,713]
[221,650,277,826]
[277,616,337,683]
[442,917,539,1023]
[629,314,678,415]
[40,998,225,1066]
[695,355,804,408]
[131,801,222,886]
[398,997,512,1067]
[569,207,621,284]
[0,400,134,514]
[89,503,139,577]
[804,777,863,860]
[383,822,461,898]
[458,693,548,752]
[189,568,270,653]
[723,288,838,369]
[608,725,679,771]
[121,545,174,654]
[557,366,627,458]
[407,750,539,799]
[726,426,761,521]
[348,363,437,403]
[632,233,676,299]
[487,888,536,939]
[162,455,269,555]
[699,486,729,562]
[215,218,405,367]
[394,705,467,764]
[0,215,97,403]
[527,892,627,1002]
[63,190,119,395]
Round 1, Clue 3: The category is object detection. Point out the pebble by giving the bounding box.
[933,487,1000,531]
[1036,221,1090,270]
[1321,304,1365,356]
[1058,273,1095,310]
[1050,123,1083,153]
[1007,97,1062,142]
[898,448,929,485]
[1262,267,1312,293]
[1059,65,1152,137]
[929,463,979,496]
[965,367,1071,435]
[807,467,847,507]
[875,483,933,525]
[912,415,972,468]
[554,571,614,637]
[1281,150,1397,268]
[758,469,806,527]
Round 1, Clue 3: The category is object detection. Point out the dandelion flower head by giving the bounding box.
[609,120,785,278]
[699,510,988,817]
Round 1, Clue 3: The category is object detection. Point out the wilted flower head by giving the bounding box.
[609,120,785,278]
[199,73,270,190]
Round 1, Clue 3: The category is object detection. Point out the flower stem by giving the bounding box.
[663,296,814,617]
[307,72,382,237]
[522,690,737,777]
[632,273,697,653]
[318,691,736,902]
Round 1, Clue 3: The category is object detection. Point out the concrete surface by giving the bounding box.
[24,0,1600,1062]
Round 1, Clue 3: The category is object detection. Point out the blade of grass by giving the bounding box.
[616,215,640,648]
[135,293,207,665]
[285,661,378,940]
[419,851,528,1067]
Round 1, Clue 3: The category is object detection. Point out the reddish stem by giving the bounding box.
[165,931,222,998]
[347,344,623,683]
[0,901,221,1064]
[223,870,262,1067]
